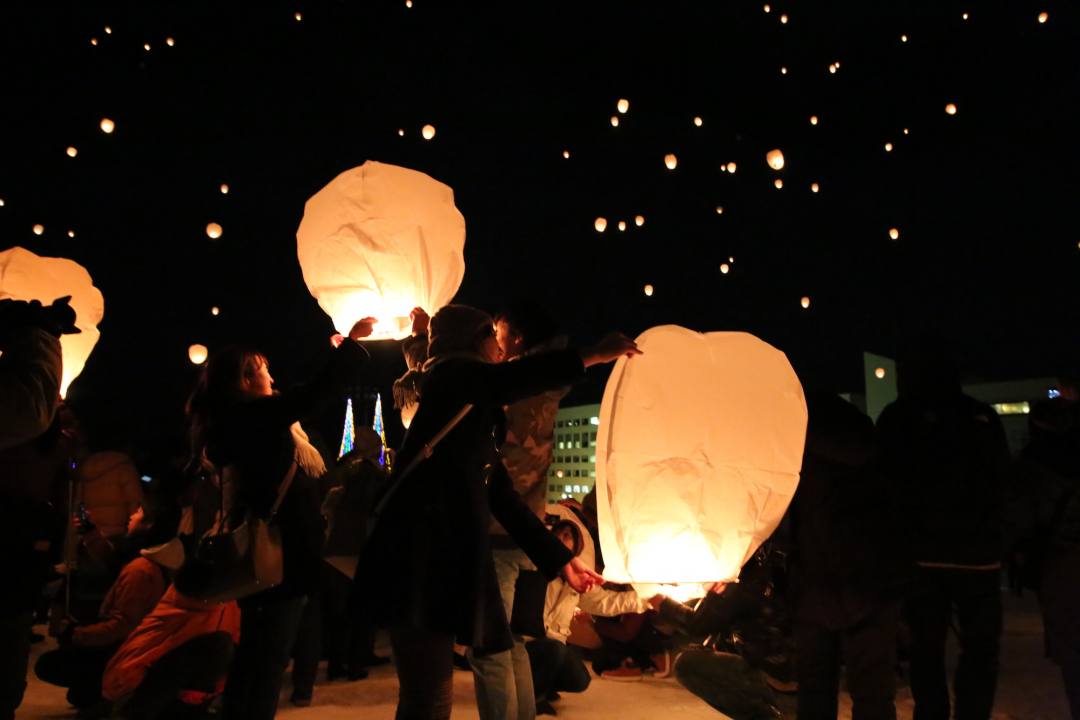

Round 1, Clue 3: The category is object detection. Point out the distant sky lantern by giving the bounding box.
[32,224,44,236]
[945,103,958,115]
[729,256,735,263]
[143,43,151,51]
[0,198,5,206]
[634,215,645,227]
[206,222,223,239]
[766,148,785,170]
[800,296,811,309]
[774,178,784,189]
[884,142,894,152]
[618,221,627,232]
[188,344,208,365]
[726,162,737,173]
[211,306,220,316]
[810,115,819,125]
[100,118,115,134]
[720,263,730,274]
[903,128,910,135]
[716,206,724,214]
[962,12,969,20]
[780,13,788,23]
[610,115,620,127]
[104,25,112,34]
[220,183,229,194]
[296,161,466,341]
[889,227,900,240]
[901,34,908,42]
[0,247,105,397]
[664,154,678,170]
[617,98,630,114]
[780,66,788,75]
[596,326,807,600]
[643,284,654,297]
[562,150,570,159]
[166,37,175,46]
[1038,12,1048,23]
[595,217,608,233]
[66,146,78,157]
[406,0,413,7]
[90,38,98,46]
[811,182,820,193]
[693,116,703,127]
[828,63,837,74]
[67,230,75,238]
[294,11,302,21]
[397,129,405,137]
[763,3,770,12]
[875,367,887,379]
[421,124,436,140]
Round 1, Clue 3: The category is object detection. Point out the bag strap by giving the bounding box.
[367,404,473,538]
[269,462,299,520]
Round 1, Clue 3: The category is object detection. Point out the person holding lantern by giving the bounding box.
[355,304,639,720]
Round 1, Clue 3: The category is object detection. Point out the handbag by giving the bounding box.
[184,461,298,603]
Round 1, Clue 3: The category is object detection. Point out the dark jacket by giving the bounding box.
[876,392,1011,568]
[206,341,368,603]
[359,350,582,653]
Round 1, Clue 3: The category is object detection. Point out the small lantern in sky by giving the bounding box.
[811,182,820,193]
[780,66,788,75]
[0,247,105,397]
[884,142,894,152]
[875,367,887,379]
[562,150,570,159]
[188,344,208,365]
[903,128,910,135]
[774,179,784,189]
[220,183,229,194]
[296,161,466,341]
[104,25,112,34]
[166,37,175,46]
[945,103,958,115]
[143,43,151,51]
[766,149,785,170]
[780,13,788,24]
[828,63,838,74]
[634,215,645,227]
[617,221,627,232]
[962,12,969,20]
[595,217,608,233]
[610,115,620,127]
[720,263,730,274]
[206,223,223,239]
[617,98,630,114]
[716,206,724,214]
[763,4,770,12]
[100,118,115,134]
[889,227,900,240]
[596,326,807,600]
[67,230,75,238]
[294,11,302,21]
[90,38,98,46]
[643,284,654,297]
[693,116,703,127]
[729,256,735,263]
[32,224,44,236]
[901,34,908,43]
[800,296,811,309]
[726,162,737,174]
[810,115,819,126]
[421,124,436,140]
[0,198,5,206]
[66,146,78,158]
[1038,12,1048,23]
[664,154,678,170]
[211,306,220,316]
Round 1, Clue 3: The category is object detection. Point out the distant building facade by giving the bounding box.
[548,403,600,503]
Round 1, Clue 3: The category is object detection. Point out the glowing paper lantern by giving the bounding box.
[693,116,703,127]
[634,215,645,227]
[595,217,608,233]
[188,344,208,365]
[774,179,784,189]
[220,184,229,194]
[664,154,678,170]
[901,34,909,43]
[91,38,98,46]
[596,326,807,600]
[962,12,969,20]
[766,149,785,170]
[889,227,900,240]
[903,128,910,135]
[610,115,620,127]
[779,13,788,23]
[828,64,837,74]
[617,98,630,114]
[562,150,570,159]
[296,161,466,341]
[618,221,627,232]
[726,162,737,173]
[715,206,724,214]
[32,224,44,236]
[166,37,175,46]
[66,146,78,158]
[780,67,788,75]
[104,25,112,34]
[421,124,436,140]
[763,4,770,12]
[800,296,811,309]
[945,103,958,115]
[0,198,5,206]
[885,142,894,152]
[643,284,654,297]
[875,367,887,379]
[205,223,222,239]
[100,118,115,134]
[143,43,151,51]
[0,247,105,397]
[1038,12,1048,23]
[67,230,75,238]
[210,306,220,316]
[811,182,820,193]
[294,11,302,21]
[720,263,730,274]
[810,115,819,125]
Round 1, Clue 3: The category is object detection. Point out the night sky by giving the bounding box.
[2,1,1077,459]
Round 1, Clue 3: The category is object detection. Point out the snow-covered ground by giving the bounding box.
[17,592,1069,719]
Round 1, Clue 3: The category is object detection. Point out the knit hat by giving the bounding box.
[427,304,494,360]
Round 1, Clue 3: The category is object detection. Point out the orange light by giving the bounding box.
[563,149,570,159]
[220,183,229,194]
[901,34,908,42]
[644,284,654,297]
[32,224,44,236]
[66,146,78,158]
[720,263,730,274]
[875,367,886,379]
[211,306,220,316]
[810,182,820,193]
[889,227,900,240]
[635,215,645,227]
[726,162,737,174]
[885,142,894,152]
[693,116,703,127]
[810,115,819,125]
[773,178,784,189]
[800,296,811,309]
[945,103,958,115]
[100,118,115,134]
[610,115,620,127]
[716,206,724,214]
[766,149,785,170]
[1038,12,1048,23]
[595,217,607,233]
[664,154,678,170]
[188,344,209,365]
[618,221,627,232]
[206,223,223,239]
[421,124,436,140]
[780,13,788,24]
[617,98,630,114]
[67,230,75,238]
[166,37,175,46]
[294,11,302,21]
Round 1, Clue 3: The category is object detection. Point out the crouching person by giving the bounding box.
[103,580,240,720]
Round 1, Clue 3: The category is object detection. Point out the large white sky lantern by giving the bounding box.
[0,247,105,397]
[296,161,466,340]
[596,325,807,602]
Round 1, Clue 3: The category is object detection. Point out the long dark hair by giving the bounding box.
[185,346,267,471]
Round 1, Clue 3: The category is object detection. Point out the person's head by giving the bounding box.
[186,346,269,460]
[896,332,961,400]
[494,301,559,360]
[427,305,500,363]
[353,426,383,463]
[552,519,584,556]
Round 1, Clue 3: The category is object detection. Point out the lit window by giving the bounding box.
[557,441,565,449]
[590,417,600,425]
[589,470,596,478]
[589,455,596,463]
[991,402,1030,416]
[565,485,572,492]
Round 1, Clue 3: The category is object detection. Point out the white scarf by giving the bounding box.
[290,422,327,478]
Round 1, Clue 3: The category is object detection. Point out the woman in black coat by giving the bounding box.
[358,305,638,720]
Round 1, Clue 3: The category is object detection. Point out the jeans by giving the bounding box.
[223,594,307,720]
[525,639,590,701]
[673,648,781,720]
[468,547,536,720]
[0,611,34,720]
[796,602,899,720]
[906,567,1002,720]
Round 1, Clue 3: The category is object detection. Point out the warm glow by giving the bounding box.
[211,306,220,316]
[693,116,703,127]
[828,63,837,74]
[763,4,770,12]
[766,148,785,170]
[810,115,819,126]
[188,344,209,365]
[220,183,229,194]
[595,217,608,233]
[729,256,735,263]
[720,263,730,274]
[885,142,894,152]
[406,0,413,6]
[90,38,98,46]
[397,129,405,137]
[104,25,112,34]
[962,12,969,20]
[143,43,151,51]
[166,37,175,46]
[610,115,620,127]
[100,118,115,134]
[617,98,630,114]
[66,146,77,158]
[875,367,886,379]
[945,103,957,115]
[903,128,910,135]
[780,13,788,23]
[774,178,784,189]
[811,182,820,193]
[634,215,644,227]
[67,230,75,238]
[294,11,302,21]
[901,34,908,42]
[0,198,5,206]
[618,221,627,232]
[889,227,900,240]
[562,149,570,159]
[1038,12,1048,23]
[716,206,724,214]
[206,222,223,239]
[726,162,737,174]
[32,224,44,236]
[643,284,654,297]
[780,66,788,75]
[664,154,678,170]
[421,124,436,140]
[800,296,811,309]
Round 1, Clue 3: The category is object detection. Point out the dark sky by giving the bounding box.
[2,0,1077,456]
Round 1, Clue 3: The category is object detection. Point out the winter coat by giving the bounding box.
[876,392,1012,568]
[102,585,241,702]
[76,451,144,539]
[358,350,582,653]
[206,340,368,603]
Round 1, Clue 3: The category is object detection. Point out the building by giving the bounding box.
[547,403,600,504]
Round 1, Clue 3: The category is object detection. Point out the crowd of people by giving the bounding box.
[1,293,1078,720]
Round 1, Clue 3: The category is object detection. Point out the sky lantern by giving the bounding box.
[296,161,466,341]
[763,4,770,12]
[643,284,654,297]
[205,223,223,239]
[188,344,208,365]
[610,115,620,127]
[729,256,735,263]
[720,263,730,274]
[889,227,900,240]
[780,13,788,23]
[104,25,112,34]
[901,34,908,43]
[67,230,75,238]
[884,142,894,152]
[211,306,220,316]
[99,118,115,134]
[220,183,229,194]
[617,98,630,114]
[828,63,838,74]
[693,116,703,127]
[66,146,78,157]
[801,296,811,309]
[32,224,44,236]
[774,179,784,189]
[875,367,887,379]
[811,182,820,193]
[664,154,678,170]
[780,66,788,75]
[766,149,785,170]
[594,217,608,233]
[726,162,737,174]
[596,326,806,601]
[962,12,969,21]
[406,0,413,7]
[634,215,644,227]
[421,124,436,140]
[945,103,958,115]
[143,42,151,51]
[0,247,105,397]
[0,198,5,206]
[90,38,98,46]
[294,11,302,21]
[562,150,570,159]
[903,128,910,135]
[617,221,627,232]
[810,115,819,126]
[715,206,724,214]
[166,37,175,46]
[1038,12,1048,23]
